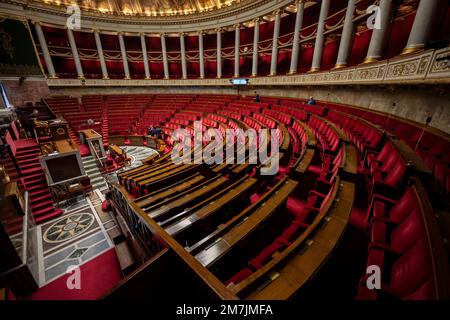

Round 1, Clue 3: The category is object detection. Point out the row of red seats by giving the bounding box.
[216,110,240,121]
[329,111,384,157]
[309,116,340,154]
[243,116,262,132]
[326,103,450,198]
[226,145,343,287]
[222,105,252,117]
[364,140,408,200]
[207,113,228,124]
[253,113,276,129]
[356,180,448,300]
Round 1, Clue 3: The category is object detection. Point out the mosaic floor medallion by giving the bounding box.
[43,213,95,244]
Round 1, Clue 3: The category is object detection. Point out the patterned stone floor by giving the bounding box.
[36,191,115,286]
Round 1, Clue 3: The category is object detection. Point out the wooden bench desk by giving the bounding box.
[240,180,355,299]
[147,176,228,220]
[54,139,78,153]
[139,175,220,212]
[279,124,291,152]
[195,179,298,268]
[110,145,124,156]
[164,177,258,237]
[125,162,180,191]
[135,174,206,209]
[80,129,101,140]
[137,164,202,192]
[293,148,315,175]
[391,138,432,176]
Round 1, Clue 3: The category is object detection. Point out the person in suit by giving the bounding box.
[155,127,162,139]
[254,91,260,103]
[148,126,154,136]
[307,96,316,105]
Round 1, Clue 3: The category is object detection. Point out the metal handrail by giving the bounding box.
[21,190,29,263]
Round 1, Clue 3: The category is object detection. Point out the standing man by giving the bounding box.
[254,91,260,103]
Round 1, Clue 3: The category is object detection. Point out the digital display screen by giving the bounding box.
[45,154,83,184]
[231,78,249,85]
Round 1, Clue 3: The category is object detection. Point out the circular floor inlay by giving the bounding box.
[43,213,95,243]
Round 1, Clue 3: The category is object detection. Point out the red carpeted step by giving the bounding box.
[34,209,63,224]
[24,178,46,188]
[31,200,54,211]
[16,154,40,162]
[30,193,52,203]
[23,172,45,181]
[16,159,39,166]
[26,183,49,192]
[29,189,49,198]
[19,163,42,171]
[21,167,42,175]
[32,206,56,217]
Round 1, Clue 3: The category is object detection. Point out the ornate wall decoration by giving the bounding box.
[46,48,450,87]
[0,16,42,76]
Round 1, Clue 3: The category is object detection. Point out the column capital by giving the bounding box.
[233,24,241,30]
[198,30,205,36]
[31,20,41,26]
[92,28,100,33]
[273,9,281,16]
[160,33,166,37]
[215,28,223,33]
[253,17,260,23]
[295,0,305,4]
[179,32,186,37]
[138,32,146,37]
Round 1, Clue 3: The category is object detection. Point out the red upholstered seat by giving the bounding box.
[101,200,111,212]
[366,186,418,231]
[225,268,253,286]
[366,142,394,168]
[248,242,284,270]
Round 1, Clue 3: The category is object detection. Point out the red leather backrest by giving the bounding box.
[385,161,406,186]
[390,187,419,222]
[390,208,424,252]
[377,142,394,162]
[390,237,433,298]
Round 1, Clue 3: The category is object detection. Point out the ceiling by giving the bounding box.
[33,0,245,16]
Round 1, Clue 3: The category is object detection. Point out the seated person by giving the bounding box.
[254,91,260,103]
[307,96,316,105]
[148,126,155,136]
[155,127,162,139]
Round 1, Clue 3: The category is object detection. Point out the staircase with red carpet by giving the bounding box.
[15,143,62,224]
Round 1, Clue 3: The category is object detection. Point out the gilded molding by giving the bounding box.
[46,48,450,87]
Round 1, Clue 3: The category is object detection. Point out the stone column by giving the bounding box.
[310,0,330,72]
[67,27,84,79]
[289,0,305,74]
[34,22,57,78]
[403,0,447,54]
[252,18,260,77]
[140,33,150,79]
[270,10,281,76]
[335,0,356,68]
[216,29,222,78]
[161,34,169,79]
[180,33,187,79]
[199,31,205,79]
[118,32,130,79]
[363,0,393,63]
[234,24,240,78]
[94,30,108,79]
